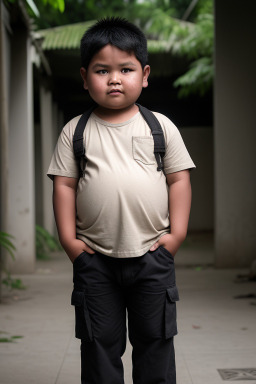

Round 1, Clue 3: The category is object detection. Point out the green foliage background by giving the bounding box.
[6,0,213,96]
[31,0,213,97]
[33,0,195,29]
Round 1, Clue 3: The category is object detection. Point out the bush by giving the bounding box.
[36,225,62,259]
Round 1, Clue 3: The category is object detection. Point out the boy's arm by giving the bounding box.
[53,176,95,263]
[150,170,192,256]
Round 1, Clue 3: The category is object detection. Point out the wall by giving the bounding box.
[181,127,214,232]
[214,0,256,267]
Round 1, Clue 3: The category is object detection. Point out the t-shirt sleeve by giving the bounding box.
[153,112,196,174]
[47,116,81,180]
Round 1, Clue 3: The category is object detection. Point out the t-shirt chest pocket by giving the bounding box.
[132,136,155,165]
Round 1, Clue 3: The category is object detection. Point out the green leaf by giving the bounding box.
[36,225,62,259]
[25,0,40,17]
[11,335,24,339]
[0,338,14,343]
[0,232,16,260]
[0,334,23,343]
[57,0,65,12]
[2,272,26,290]
[174,57,213,97]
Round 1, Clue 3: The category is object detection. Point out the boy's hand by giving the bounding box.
[52,176,95,264]
[63,239,95,264]
[149,234,182,257]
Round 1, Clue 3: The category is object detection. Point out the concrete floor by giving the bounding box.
[0,234,256,384]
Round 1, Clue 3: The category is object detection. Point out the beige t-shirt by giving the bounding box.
[48,111,195,258]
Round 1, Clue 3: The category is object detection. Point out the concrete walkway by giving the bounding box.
[1,234,256,384]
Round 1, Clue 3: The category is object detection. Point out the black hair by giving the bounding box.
[80,17,148,69]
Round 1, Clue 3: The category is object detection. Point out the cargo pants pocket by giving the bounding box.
[165,286,179,339]
[71,290,93,341]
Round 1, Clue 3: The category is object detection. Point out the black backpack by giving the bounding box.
[73,104,165,176]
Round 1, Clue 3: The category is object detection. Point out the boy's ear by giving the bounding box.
[80,67,88,90]
[142,65,150,88]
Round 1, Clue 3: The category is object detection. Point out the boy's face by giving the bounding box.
[80,44,150,112]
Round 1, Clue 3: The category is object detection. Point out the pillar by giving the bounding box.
[7,26,35,273]
[40,84,55,235]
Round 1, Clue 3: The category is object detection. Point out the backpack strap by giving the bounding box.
[137,104,165,172]
[73,105,96,176]
[73,105,96,159]
[73,104,165,175]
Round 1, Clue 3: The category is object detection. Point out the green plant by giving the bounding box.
[0,232,16,261]
[2,272,26,290]
[36,225,62,259]
[0,331,23,343]
[5,0,65,16]
[0,232,26,292]
[172,12,214,97]
[137,0,214,97]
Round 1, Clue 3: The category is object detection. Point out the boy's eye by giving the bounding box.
[96,69,108,74]
[121,68,133,73]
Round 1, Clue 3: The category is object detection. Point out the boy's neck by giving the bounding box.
[93,104,139,124]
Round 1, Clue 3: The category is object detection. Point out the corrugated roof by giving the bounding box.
[37,21,170,53]
[37,21,96,50]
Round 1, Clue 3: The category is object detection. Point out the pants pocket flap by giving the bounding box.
[71,290,93,341]
[167,286,179,303]
[165,286,179,338]
[71,290,84,306]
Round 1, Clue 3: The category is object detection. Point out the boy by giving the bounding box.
[48,17,195,384]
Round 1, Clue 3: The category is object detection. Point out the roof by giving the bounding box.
[37,21,95,50]
[36,21,170,53]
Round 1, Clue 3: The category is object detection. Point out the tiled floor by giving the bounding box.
[1,234,256,384]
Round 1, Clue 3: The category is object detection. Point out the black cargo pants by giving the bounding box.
[71,246,179,384]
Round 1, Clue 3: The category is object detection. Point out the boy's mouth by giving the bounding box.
[108,89,123,94]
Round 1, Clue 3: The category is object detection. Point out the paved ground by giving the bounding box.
[1,233,256,384]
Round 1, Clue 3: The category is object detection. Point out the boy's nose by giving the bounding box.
[109,72,121,85]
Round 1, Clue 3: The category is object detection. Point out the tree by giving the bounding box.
[171,0,214,97]
[4,0,65,19]
[20,0,214,97]
[33,0,137,29]
[137,0,214,97]
[8,0,213,97]
[27,0,195,30]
